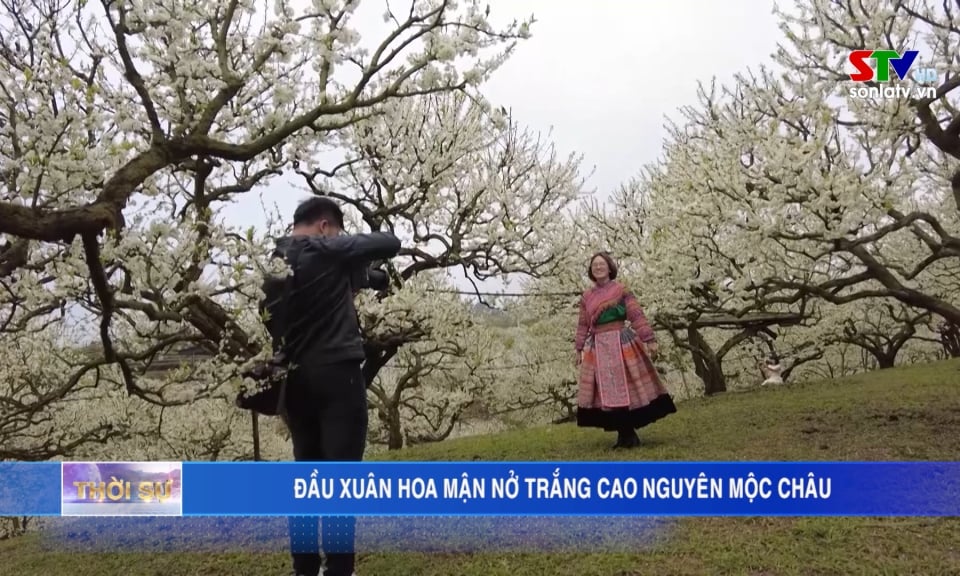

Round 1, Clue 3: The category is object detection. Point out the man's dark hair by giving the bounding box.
[293,196,344,228]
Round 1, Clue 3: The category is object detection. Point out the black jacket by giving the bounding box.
[261,231,401,365]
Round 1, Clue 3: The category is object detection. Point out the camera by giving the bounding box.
[351,264,390,291]
[366,268,389,291]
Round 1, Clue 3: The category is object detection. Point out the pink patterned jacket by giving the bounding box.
[574,281,656,352]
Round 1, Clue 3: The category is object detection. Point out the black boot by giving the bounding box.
[324,553,355,576]
[612,429,627,449]
[621,428,640,449]
[612,428,639,450]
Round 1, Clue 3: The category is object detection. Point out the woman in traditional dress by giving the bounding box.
[574,252,677,449]
[760,354,784,386]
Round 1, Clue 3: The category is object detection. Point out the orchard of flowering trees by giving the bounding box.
[0,0,573,462]
[624,0,960,392]
[1,0,960,493]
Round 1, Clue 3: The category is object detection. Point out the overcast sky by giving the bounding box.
[221,0,786,292]
[477,0,784,198]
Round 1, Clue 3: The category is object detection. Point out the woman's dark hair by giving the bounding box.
[587,251,618,281]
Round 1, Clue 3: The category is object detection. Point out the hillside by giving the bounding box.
[4,358,960,575]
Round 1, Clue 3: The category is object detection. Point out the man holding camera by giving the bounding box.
[265,196,399,576]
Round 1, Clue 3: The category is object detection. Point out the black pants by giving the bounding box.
[285,359,368,576]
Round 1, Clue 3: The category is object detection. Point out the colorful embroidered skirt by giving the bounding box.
[576,324,677,431]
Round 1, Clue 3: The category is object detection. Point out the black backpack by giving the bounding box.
[234,245,302,416]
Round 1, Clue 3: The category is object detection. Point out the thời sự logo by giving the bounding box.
[61,461,182,516]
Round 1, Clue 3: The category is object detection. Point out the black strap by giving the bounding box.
[274,245,303,359]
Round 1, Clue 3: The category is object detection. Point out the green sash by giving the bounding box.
[596,302,626,325]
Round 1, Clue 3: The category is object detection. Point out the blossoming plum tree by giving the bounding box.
[357,274,490,450]
[296,90,583,447]
[647,0,960,325]
[0,0,540,460]
[491,295,579,424]
[597,0,960,395]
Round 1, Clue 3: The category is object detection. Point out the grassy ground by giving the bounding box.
[4,358,960,575]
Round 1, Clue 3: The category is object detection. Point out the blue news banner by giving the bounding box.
[2,461,960,517]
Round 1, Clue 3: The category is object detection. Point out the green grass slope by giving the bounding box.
[4,359,960,575]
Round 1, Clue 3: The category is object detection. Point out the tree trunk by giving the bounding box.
[362,341,399,387]
[372,395,406,451]
[364,341,405,449]
[251,412,261,461]
[386,405,404,451]
[699,362,726,395]
[857,342,902,369]
[939,321,960,358]
[875,353,896,369]
[874,324,915,369]
[687,327,727,395]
